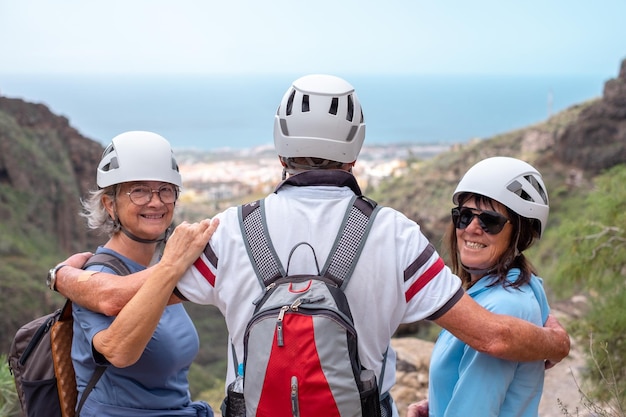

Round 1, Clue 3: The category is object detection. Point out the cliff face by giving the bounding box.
[554,59,626,174]
[0,96,104,253]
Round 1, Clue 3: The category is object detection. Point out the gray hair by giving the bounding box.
[280,156,347,178]
[80,185,121,237]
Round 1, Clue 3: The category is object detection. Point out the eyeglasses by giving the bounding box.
[451,206,510,235]
[126,185,178,205]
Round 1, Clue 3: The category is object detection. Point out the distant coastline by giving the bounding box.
[174,141,451,162]
[0,73,607,151]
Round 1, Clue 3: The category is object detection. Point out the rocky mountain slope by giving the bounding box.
[0,96,105,253]
[0,96,108,347]
[555,60,626,174]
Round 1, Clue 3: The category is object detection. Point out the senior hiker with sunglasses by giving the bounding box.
[409,156,553,417]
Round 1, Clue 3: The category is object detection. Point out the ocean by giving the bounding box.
[0,73,609,151]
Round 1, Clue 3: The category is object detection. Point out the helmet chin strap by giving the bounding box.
[120,226,170,244]
[120,227,169,244]
[461,264,495,276]
[461,253,522,278]
[113,207,171,244]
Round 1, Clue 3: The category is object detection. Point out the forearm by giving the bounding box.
[56,266,147,315]
[484,314,570,363]
[435,293,570,363]
[94,263,181,367]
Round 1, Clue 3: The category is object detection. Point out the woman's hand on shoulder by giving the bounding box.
[161,218,220,271]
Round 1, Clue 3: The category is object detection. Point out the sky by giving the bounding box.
[1,0,625,77]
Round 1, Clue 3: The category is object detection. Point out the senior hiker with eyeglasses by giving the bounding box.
[65,131,217,416]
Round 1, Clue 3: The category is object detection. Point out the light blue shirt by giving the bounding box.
[71,248,210,417]
[428,268,549,417]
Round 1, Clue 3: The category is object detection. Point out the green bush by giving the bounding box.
[0,355,20,417]
[559,338,625,417]
[549,165,626,408]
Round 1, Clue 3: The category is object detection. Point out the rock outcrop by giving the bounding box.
[554,58,626,175]
[0,96,105,252]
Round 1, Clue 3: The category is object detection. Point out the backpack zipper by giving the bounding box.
[275,296,325,346]
[276,306,289,346]
[291,376,300,417]
[19,314,57,365]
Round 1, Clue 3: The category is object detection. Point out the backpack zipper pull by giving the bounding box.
[291,298,303,311]
[291,376,300,417]
[253,282,277,306]
[291,295,324,311]
[276,305,289,347]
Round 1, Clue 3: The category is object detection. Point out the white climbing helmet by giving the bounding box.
[453,156,550,237]
[97,131,182,188]
[274,74,366,163]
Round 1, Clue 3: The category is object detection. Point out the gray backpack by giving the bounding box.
[224,196,385,417]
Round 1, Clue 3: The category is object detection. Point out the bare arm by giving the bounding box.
[92,218,218,367]
[434,292,570,364]
[56,252,150,315]
[55,220,216,316]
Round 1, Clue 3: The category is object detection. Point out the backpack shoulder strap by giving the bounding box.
[75,365,106,415]
[83,252,132,276]
[321,195,379,289]
[239,199,285,289]
[239,195,379,290]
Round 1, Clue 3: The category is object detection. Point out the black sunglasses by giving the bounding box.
[451,206,510,235]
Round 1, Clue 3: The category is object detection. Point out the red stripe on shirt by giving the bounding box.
[193,257,216,287]
[405,257,445,302]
